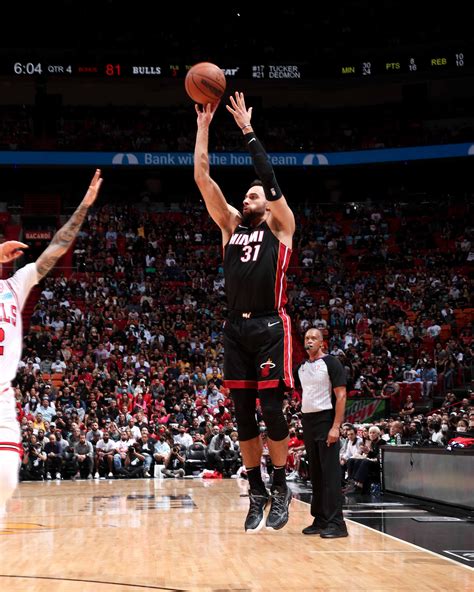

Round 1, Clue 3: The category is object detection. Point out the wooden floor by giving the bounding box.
[1,479,472,592]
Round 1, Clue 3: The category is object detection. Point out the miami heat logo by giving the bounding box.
[260,358,275,378]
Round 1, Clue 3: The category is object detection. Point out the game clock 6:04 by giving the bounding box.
[13,62,73,75]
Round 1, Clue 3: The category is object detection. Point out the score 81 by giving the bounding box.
[105,64,121,76]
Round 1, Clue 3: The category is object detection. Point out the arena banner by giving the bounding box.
[0,142,473,167]
[344,399,387,424]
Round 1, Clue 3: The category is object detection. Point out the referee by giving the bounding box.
[295,328,348,538]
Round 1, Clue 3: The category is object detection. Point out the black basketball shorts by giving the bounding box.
[223,310,294,391]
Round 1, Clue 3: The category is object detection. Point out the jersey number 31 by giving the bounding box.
[240,245,261,263]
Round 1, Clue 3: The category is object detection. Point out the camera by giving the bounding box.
[127,445,136,454]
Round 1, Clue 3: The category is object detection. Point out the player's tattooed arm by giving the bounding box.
[36,170,103,280]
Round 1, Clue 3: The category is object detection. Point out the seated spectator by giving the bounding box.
[387,421,403,446]
[37,397,56,423]
[174,425,193,449]
[430,421,445,446]
[94,430,116,478]
[402,365,418,382]
[207,429,233,475]
[344,426,383,494]
[153,431,171,470]
[73,432,94,479]
[340,425,363,484]
[20,434,46,481]
[44,433,63,480]
[380,375,400,399]
[136,428,155,477]
[113,430,135,475]
[218,439,240,478]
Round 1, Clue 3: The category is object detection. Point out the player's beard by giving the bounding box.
[241,209,262,226]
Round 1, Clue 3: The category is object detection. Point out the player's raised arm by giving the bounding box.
[226,92,295,241]
[194,103,241,239]
[36,169,103,280]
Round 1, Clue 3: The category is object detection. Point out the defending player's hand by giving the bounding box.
[0,240,28,263]
[195,102,219,129]
[82,169,103,208]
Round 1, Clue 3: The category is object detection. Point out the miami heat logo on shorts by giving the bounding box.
[260,358,275,378]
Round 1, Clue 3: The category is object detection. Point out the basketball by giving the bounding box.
[185,62,226,104]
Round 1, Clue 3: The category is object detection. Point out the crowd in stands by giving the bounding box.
[1,101,474,154]
[11,197,474,483]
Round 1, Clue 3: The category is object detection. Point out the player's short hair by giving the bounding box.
[249,179,263,189]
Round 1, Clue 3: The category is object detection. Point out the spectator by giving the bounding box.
[173,426,193,450]
[73,433,94,479]
[399,394,415,418]
[153,431,171,467]
[162,444,185,478]
[94,430,116,478]
[387,421,403,446]
[44,434,62,480]
[136,428,155,477]
[207,429,233,475]
[344,426,383,494]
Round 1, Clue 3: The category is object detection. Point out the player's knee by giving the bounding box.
[260,390,289,441]
[231,389,259,442]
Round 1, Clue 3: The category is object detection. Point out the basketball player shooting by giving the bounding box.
[0,169,103,519]
[194,92,295,532]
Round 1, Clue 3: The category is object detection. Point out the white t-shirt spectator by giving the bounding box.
[42,287,54,300]
[173,431,193,449]
[51,359,67,373]
[96,438,117,453]
[426,324,441,338]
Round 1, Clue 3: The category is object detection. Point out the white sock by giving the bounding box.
[0,451,20,516]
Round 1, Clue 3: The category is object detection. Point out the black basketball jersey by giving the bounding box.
[224,221,292,312]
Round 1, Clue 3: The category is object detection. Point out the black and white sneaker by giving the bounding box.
[266,486,292,530]
[245,489,269,533]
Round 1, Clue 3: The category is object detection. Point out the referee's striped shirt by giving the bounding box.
[295,355,346,413]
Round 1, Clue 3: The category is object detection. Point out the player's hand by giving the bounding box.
[326,427,340,446]
[0,240,28,263]
[195,102,219,128]
[82,169,103,207]
[226,91,253,130]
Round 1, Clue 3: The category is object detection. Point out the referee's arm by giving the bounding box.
[326,386,346,447]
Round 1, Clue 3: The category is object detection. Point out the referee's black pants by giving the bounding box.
[302,410,345,529]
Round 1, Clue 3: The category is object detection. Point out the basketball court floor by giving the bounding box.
[1,478,472,591]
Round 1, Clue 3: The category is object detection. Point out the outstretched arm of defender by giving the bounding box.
[36,169,103,280]
[226,92,295,237]
[194,103,241,235]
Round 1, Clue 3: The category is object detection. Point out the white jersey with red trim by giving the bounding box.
[0,263,38,388]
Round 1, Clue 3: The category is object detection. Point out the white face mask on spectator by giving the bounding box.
[456,426,467,433]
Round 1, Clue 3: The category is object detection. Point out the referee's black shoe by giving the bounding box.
[320,524,349,538]
[265,485,292,530]
[245,489,269,532]
[302,520,325,535]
